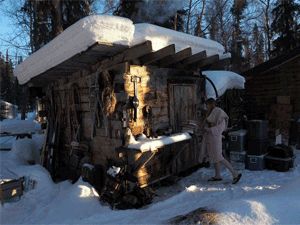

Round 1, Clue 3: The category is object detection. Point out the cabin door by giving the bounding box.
[169,84,197,132]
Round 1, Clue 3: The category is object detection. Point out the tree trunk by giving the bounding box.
[198,0,206,36]
[51,0,63,37]
[21,86,28,120]
[265,0,271,59]
[186,0,192,33]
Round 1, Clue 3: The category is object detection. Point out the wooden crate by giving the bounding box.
[0,178,24,204]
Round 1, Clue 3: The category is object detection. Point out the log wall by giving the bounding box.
[46,64,204,181]
[245,56,300,119]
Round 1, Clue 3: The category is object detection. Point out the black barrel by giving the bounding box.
[247,120,269,140]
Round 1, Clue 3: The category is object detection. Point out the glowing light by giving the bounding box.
[78,185,92,198]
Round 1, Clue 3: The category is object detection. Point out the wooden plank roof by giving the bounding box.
[28,40,228,86]
[243,47,300,77]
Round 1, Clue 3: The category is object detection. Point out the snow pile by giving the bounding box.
[0,119,40,134]
[133,23,225,56]
[14,15,135,84]
[9,136,43,164]
[0,132,106,224]
[0,136,15,150]
[14,15,229,85]
[203,70,245,99]
[216,179,300,225]
[128,132,191,152]
[2,118,300,225]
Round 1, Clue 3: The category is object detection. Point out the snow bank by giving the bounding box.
[0,136,15,150]
[14,15,135,84]
[203,70,245,99]
[128,132,191,152]
[14,15,230,85]
[133,23,226,56]
[216,179,300,225]
[3,119,300,225]
[0,119,40,134]
[10,136,44,164]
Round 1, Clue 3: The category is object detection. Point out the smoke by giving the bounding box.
[133,0,186,24]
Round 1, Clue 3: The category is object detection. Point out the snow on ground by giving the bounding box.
[1,118,300,225]
[0,112,41,150]
[0,119,40,134]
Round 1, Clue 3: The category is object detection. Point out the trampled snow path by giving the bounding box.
[1,119,300,225]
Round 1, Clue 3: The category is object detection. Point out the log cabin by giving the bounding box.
[244,47,300,144]
[14,15,244,207]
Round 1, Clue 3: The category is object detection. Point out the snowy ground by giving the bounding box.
[1,118,300,225]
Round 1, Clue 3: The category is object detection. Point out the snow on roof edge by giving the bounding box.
[14,15,230,85]
[203,70,245,99]
[14,15,134,85]
[132,23,225,56]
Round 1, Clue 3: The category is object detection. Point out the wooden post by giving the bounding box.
[21,86,28,120]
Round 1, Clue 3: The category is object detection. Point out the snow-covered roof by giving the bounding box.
[14,15,134,85]
[14,15,230,85]
[203,70,245,99]
[132,23,225,56]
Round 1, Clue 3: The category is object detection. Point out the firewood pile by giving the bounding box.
[82,161,154,209]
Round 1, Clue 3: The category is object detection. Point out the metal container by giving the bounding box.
[247,139,269,155]
[228,129,247,152]
[265,155,294,172]
[245,154,266,171]
[247,120,269,140]
[231,161,245,170]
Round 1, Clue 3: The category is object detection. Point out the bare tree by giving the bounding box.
[204,0,232,51]
[185,0,193,33]
[258,0,273,59]
[193,0,206,36]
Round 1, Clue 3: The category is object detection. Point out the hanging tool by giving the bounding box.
[90,70,108,139]
[130,76,141,122]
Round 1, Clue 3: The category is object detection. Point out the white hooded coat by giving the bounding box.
[201,107,229,163]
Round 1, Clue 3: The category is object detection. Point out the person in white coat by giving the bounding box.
[202,98,242,184]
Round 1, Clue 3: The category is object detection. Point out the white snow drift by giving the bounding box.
[14,15,229,85]
[1,118,300,225]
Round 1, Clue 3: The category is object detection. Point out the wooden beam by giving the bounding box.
[182,51,207,65]
[158,47,192,67]
[139,44,176,65]
[195,54,219,68]
[62,60,91,70]
[27,42,152,87]
[207,57,231,70]
[100,41,153,69]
